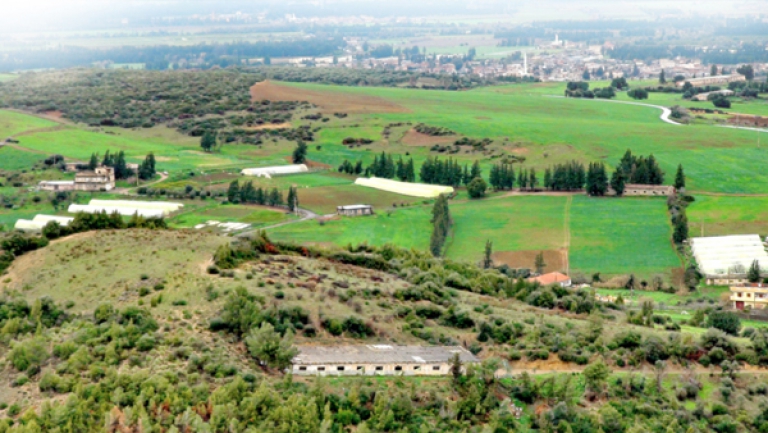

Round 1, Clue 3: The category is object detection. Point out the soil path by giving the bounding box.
[716,125,768,134]
[545,95,682,125]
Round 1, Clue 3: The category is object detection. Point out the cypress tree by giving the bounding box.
[292,141,308,164]
[470,160,482,180]
[610,167,626,196]
[88,153,99,170]
[674,164,686,190]
[227,180,240,203]
[673,212,689,244]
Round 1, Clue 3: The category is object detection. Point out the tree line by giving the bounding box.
[429,194,452,257]
[226,180,297,211]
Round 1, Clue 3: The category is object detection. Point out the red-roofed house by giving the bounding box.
[527,272,572,288]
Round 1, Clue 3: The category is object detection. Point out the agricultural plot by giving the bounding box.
[268,205,432,249]
[686,195,768,237]
[169,204,295,229]
[568,196,681,279]
[269,81,768,194]
[444,196,568,269]
[296,184,419,215]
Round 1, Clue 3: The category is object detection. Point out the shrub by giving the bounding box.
[707,311,741,335]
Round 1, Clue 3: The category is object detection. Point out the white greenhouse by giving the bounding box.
[691,234,768,276]
[354,177,454,198]
[14,219,44,232]
[88,199,183,215]
[32,215,74,227]
[68,204,165,218]
[241,164,309,178]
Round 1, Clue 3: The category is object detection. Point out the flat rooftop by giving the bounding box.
[293,345,479,365]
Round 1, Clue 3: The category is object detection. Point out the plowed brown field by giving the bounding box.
[250,80,409,114]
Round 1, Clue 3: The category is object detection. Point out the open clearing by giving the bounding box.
[250,80,409,114]
[296,184,419,215]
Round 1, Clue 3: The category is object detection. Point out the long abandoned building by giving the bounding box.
[39,166,115,192]
[291,345,479,376]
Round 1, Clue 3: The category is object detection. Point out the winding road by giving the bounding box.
[545,95,682,125]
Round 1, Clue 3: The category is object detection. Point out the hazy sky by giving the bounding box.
[1,0,766,33]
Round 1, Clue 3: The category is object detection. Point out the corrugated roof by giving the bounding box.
[293,345,479,365]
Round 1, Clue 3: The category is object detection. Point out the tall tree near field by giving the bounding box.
[470,160,482,181]
[483,240,493,269]
[748,260,762,283]
[674,164,686,190]
[287,186,299,212]
[268,188,283,206]
[586,162,608,196]
[88,153,99,170]
[528,169,538,190]
[659,69,666,84]
[405,158,415,182]
[138,153,156,180]
[429,194,452,257]
[673,212,689,244]
[737,64,754,81]
[200,131,217,152]
[534,251,546,275]
[240,181,256,203]
[227,180,240,203]
[610,167,626,196]
[710,64,718,76]
[543,168,552,190]
[292,141,308,164]
[113,151,130,179]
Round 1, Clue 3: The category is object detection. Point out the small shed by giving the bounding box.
[337,204,373,217]
[291,345,479,376]
[527,272,572,288]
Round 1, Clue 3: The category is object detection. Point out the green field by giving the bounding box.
[687,195,768,237]
[568,196,681,278]
[445,195,567,261]
[269,205,432,249]
[273,81,768,194]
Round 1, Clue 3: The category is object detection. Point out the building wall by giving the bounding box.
[292,362,469,376]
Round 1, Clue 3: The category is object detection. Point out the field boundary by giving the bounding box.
[563,195,572,274]
[544,95,682,125]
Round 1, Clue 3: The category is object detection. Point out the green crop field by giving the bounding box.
[268,205,432,248]
[568,196,681,279]
[687,195,768,237]
[445,195,567,262]
[272,81,768,194]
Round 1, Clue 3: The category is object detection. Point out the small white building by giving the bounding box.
[337,205,373,217]
[291,345,479,376]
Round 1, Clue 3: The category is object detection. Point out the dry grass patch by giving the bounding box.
[492,249,567,273]
[250,80,409,114]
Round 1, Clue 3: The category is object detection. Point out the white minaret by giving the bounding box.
[523,52,528,76]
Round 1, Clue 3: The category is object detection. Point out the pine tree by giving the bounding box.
[102,150,113,167]
[535,251,546,275]
[88,153,99,170]
[544,168,552,190]
[529,169,538,190]
[674,164,686,190]
[748,260,761,283]
[483,240,493,269]
[287,186,299,212]
[292,141,308,164]
[405,159,415,182]
[227,180,240,203]
[610,167,626,196]
[470,160,482,180]
[114,151,130,180]
[659,69,666,84]
[673,212,689,244]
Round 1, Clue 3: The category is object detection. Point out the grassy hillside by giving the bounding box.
[0,229,767,432]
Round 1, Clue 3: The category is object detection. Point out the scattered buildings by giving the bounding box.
[676,74,745,88]
[527,272,572,287]
[691,235,768,285]
[291,345,479,376]
[337,204,374,217]
[730,284,768,310]
[38,167,115,192]
[241,164,309,178]
[692,89,734,102]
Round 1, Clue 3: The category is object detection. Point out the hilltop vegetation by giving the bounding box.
[0,230,766,432]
